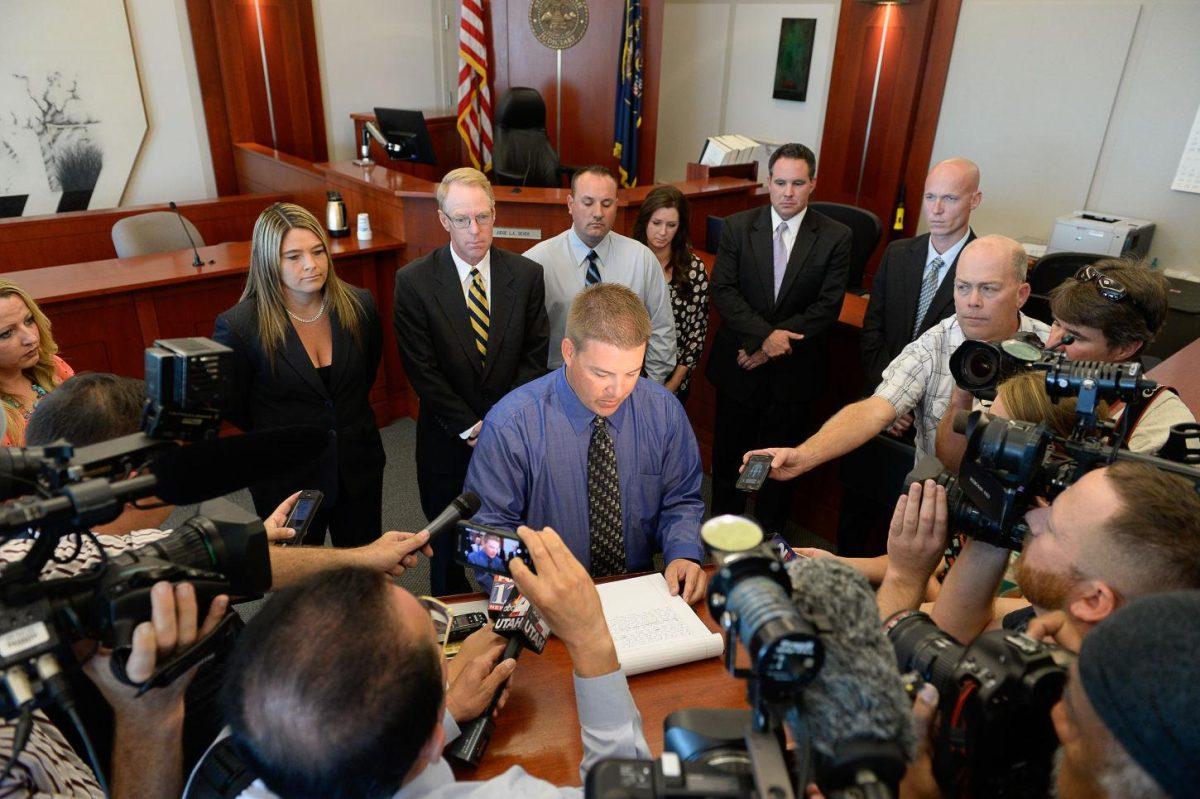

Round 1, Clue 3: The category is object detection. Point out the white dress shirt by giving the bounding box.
[770,206,808,262]
[925,228,972,289]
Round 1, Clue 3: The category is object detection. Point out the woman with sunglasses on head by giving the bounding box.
[632,186,710,402]
[1044,258,1193,455]
[0,280,74,446]
[214,203,385,547]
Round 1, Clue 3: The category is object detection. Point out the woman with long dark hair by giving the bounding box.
[632,186,710,401]
[214,203,384,547]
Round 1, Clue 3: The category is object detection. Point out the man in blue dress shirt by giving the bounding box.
[464,283,708,602]
[466,534,505,572]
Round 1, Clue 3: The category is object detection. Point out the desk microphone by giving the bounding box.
[168,201,208,267]
[423,491,481,542]
[445,589,548,766]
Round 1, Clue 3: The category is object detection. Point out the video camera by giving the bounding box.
[885,611,1072,799]
[0,338,271,719]
[587,517,909,799]
[909,341,1200,550]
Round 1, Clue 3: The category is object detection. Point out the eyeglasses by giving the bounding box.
[445,212,496,230]
[418,595,452,656]
[1073,265,1155,330]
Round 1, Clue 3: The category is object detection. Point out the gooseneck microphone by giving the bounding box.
[424,491,481,542]
[168,201,207,268]
[445,587,548,766]
[785,557,915,796]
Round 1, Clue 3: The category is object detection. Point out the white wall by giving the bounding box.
[928,0,1200,278]
[312,0,450,162]
[119,0,215,206]
[656,0,840,183]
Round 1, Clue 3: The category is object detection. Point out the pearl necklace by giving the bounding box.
[286,295,328,324]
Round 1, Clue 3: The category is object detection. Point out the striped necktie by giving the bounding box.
[467,267,489,364]
[585,250,601,285]
[913,256,944,338]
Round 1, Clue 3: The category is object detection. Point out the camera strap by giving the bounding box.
[1113,385,1175,440]
[109,612,240,695]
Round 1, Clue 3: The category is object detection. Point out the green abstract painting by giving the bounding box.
[773,18,817,102]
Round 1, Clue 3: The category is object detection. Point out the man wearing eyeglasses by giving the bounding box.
[934,258,1193,465]
[394,167,550,594]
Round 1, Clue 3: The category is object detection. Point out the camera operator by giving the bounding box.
[0,557,228,797]
[746,235,1049,481]
[1051,590,1200,799]
[936,257,1193,469]
[0,373,437,796]
[928,460,1200,648]
[23,373,436,585]
[224,526,649,799]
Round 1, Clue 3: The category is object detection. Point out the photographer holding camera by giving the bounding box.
[928,460,1200,649]
[746,235,1049,480]
[224,526,649,799]
[0,372,439,797]
[936,257,1193,468]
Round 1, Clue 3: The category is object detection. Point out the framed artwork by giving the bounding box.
[0,0,147,217]
[772,18,817,103]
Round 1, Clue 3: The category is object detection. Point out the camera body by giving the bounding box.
[885,611,1071,799]
[143,337,232,441]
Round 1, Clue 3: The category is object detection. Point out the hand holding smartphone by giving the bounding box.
[281,490,323,546]
[453,521,536,577]
[736,454,774,492]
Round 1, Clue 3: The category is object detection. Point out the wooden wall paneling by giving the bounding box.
[186,0,240,195]
[256,0,328,161]
[817,0,962,287]
[489,0,662,186]
[0,194,288,272]
[148,279,246,340]
[46,297,148,377]
[901,0,965,243]
[235,145,329,220]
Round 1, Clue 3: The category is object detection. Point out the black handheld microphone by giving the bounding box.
[168,201,207,267]
[785,557,915,797]
[445,591,548,766]
[424,491,481,542]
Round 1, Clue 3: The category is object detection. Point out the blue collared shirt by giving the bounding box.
[464,369,705,586]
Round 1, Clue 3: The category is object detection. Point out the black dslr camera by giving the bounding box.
[0,339,269,731]
[885,611,1072,799]
[910,342,1200,550]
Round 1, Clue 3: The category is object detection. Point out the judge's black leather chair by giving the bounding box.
[809,202,882,293]
[492,87,574,188]
[1024,251,1101,325]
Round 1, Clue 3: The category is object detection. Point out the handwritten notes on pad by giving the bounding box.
[595,573,725,676]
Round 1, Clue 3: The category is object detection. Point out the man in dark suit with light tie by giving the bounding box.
[394,167,549,594]
[861,157,981,396]
[838,158,980,555]
[706,143,851,535]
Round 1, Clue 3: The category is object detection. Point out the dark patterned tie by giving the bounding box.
[585,250,602,285]
[588,416,625,577]
[913,256,944,337]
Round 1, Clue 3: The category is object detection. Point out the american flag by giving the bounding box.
[456,0,493,172]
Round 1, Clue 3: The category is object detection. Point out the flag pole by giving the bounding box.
[556,48,563,156]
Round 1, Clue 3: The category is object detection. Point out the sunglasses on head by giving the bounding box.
[1072,265,1155,332]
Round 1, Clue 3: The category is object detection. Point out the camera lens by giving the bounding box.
[885,611,963,703]
[726,576,821,692]
[962,350,998,386]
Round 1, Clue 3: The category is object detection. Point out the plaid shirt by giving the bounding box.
[0,529,170,798]
[872,313,1051,460]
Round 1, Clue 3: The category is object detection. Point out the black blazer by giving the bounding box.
[706,206,851,403]
[860,230,975,391]
[212,286,384,513]
[393,245,548,470]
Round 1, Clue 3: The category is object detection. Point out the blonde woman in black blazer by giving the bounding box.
[214,203,384,547]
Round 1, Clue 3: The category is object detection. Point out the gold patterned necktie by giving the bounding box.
[467,267,489,363]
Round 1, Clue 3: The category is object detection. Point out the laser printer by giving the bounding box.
[1046,211,1155,259]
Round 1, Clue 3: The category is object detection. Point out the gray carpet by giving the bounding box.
[185,417,830,618]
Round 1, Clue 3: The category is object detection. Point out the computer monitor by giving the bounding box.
[371,107,437,166]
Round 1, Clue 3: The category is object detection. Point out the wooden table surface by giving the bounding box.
[446,582,746,787]
[1148,335,1200,418]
